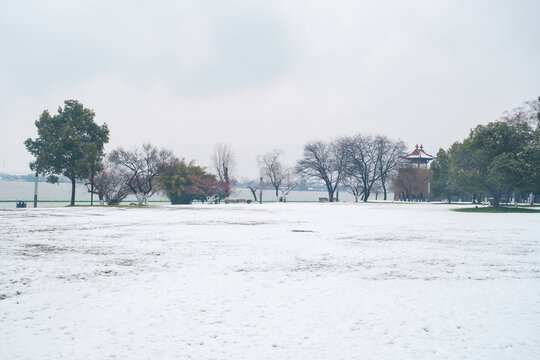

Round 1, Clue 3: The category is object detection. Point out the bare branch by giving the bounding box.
[295,139,347,201]
[258,149,287,201]
[109,144,177,205]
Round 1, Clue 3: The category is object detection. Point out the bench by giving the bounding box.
[16,201,27,208]
[225,199,247,204]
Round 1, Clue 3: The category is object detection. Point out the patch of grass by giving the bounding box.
[453,206,540,213]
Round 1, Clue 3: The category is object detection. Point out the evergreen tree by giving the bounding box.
[448,122,534,207]
[24,100,109,205]
[431,148,457,202]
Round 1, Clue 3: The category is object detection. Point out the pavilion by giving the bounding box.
[404,144,436,168]
[394,144,436,202]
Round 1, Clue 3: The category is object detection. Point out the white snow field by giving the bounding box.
[1,203,539,359]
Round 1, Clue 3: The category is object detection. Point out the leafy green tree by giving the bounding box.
[158,159,220,204]
[449,122,534,207]
[520,126,540,197]
[431,148,457,202]
[24,100,109,205]
[447,141,483,202]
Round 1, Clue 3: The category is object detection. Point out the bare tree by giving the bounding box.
[343,135,380,202]
[500,97,540,128]
[392,163,429,201]
[241,177,259,202]
[342,176,364,202]
[109,143,176,205]
[375,135,407,200]
[212,143,236,198]
[372,183,383,200]
[279,169,298,202]
[87,159,132,205]
[258,149,287,202]
[295,139,348,202]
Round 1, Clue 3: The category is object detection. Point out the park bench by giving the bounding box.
[16,201,27,208]
[225,199,248,204]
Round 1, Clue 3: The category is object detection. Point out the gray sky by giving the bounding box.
[1,0,539,178]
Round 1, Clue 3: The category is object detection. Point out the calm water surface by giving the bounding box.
[0,180,390,208]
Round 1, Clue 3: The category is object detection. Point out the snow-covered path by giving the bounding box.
[1,203,539,359]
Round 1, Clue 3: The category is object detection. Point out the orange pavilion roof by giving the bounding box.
[404,144,436,161]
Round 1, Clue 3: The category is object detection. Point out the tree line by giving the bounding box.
[25,98,540,206]
[295,136,406,202]
[431,97,540,207]
[248,136,406,204]
[24,100,236,205]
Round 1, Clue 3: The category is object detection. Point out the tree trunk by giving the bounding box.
[382,181,387,200]
[90,168,94,206]
[275,187,279,202]
[249,188,257,201]
[492,193,501,208]
[363,189,370,202]
[70,178,76,206]
[328,189,334,202]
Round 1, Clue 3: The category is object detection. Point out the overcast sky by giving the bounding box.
[1,0,539,178]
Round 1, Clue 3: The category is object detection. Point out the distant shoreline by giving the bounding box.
[0,176,330,192]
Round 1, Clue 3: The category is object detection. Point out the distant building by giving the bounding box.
[394,144,436,201]
[403,144,436,168]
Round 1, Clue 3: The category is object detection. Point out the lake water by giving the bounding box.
[0,180,392,208]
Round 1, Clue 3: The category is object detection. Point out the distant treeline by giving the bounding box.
[0,173,71,183]
[234,180,327,192]
[21,97,540,207]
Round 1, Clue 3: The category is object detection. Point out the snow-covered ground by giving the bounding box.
[1,203,539,359]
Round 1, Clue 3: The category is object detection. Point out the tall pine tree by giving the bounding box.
[25,100,109,205]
